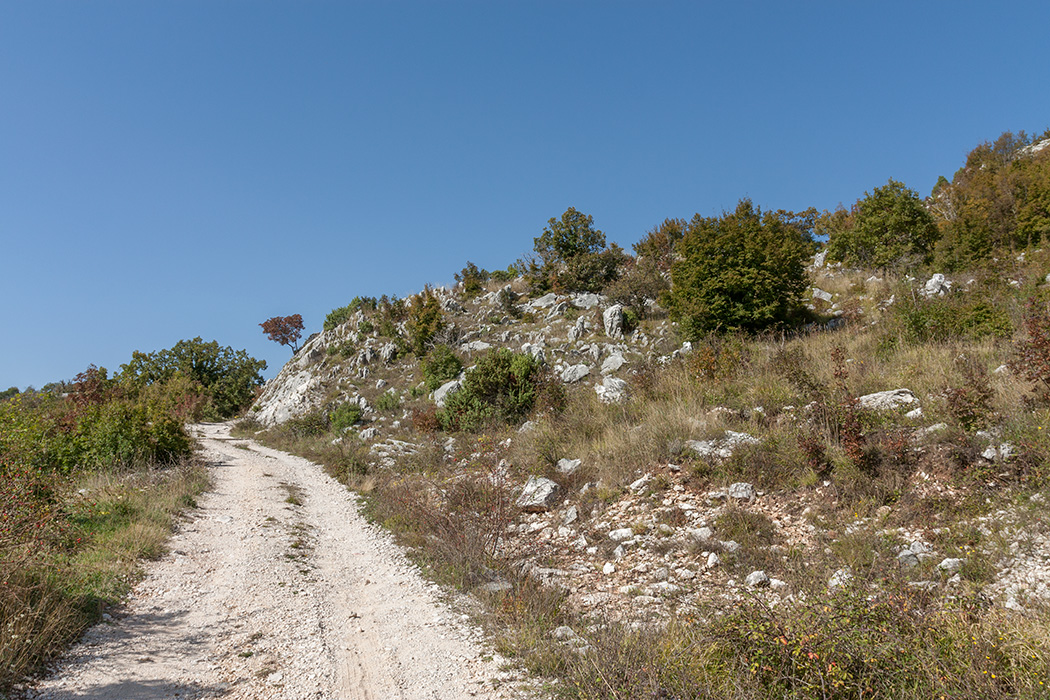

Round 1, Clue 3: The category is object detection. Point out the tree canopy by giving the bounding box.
[825,179,938,270]
[668,199,813,338]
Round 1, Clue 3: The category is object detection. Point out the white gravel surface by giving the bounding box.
[19,423,526,699]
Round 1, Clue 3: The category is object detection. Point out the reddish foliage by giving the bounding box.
[260,314,304,352]
[1012,298,1050,392]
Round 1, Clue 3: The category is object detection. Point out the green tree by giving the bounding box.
[668,199,812,339]
[633,218,687,272]
[826,179,938,270]
[119,338,266,419]
[406,286,446,357]
[933,129,1050,269]
[525,207,626,293]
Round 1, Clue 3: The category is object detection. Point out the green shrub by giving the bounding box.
[439,349,541,432]
[888,295,1013,343]
[329,404,362,433]
[826,178,939,270]
[406,286,446,356]
[421,344,463,391]
[525,207,627,293]
[668,200,813,338]
[374,391,401,412]
[118,338,266,420]
[455,262,490,299]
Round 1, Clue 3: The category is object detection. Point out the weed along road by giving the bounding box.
[23,423,521,700]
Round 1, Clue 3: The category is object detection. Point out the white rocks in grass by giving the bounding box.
[897,550,919,569]
[829,567,853,589]
[602,562,616,575]
[561,364,591,383]
[568,316,587,342]
[857,388,917,411]
[433,380,461,408]
[596,376,629,403]
[706,552,721,568]
[728,482,757,502]
[746,570,770,588]
[609,528,635,542]
[571,292,602,309]
[628,473,652,493]
[603,304,625,339]
[938,558,964,574]
[530,293,559,308]
[686,431,760,461]
[920,273,952,298]
[557,458,582,476]
[601,353,626,374]
[811,287,833,302]
[516,477,561,513]
[461,339,492,352]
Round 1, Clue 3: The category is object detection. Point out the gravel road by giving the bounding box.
[20,423,525,699]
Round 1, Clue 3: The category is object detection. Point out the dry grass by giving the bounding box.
[0,459,208,690]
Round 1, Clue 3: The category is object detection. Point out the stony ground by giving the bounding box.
[17,423,528,700]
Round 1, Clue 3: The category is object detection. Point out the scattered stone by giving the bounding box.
[571,293,602,309]
[595,376,629,404]
[461,340,492,352]
[686,431,760,461]
[920,273,952,298]
[530,293,559,308]
[516,477,561,512]
[938,558,964,574]
[628,473,652,493]
[518,420,538,434]
[728,482,756,502]
[706,552,720,568]
[557,458,582,476]
[745,570,770,588]
[609,528,635,542]
[601,353,626,374]
[897,550,919,569]
[857,388,918,411]
[829,567,853,589]
[720,540,741,554]
[561,364,591,383]
[433,380,461,408]
[811,288,833,302]
[603,304,625,339]
[568,316,587,342]
[479,581,513,594]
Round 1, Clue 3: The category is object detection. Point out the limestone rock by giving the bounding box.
[516,477,561,512]
[857,388,917,411]
[561,364,591,384]
[433,380,462,408]
[603,304,624,339]
[595,376,628,404]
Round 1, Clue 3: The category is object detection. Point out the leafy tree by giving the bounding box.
[260,314,304,353]
[825,179,938,270]
[119,338,266,419]
[454,262,490,299]
[0,387,20,402]
[406,286,446,357]
[633,218,687,272]
[932,129,1050,269]
[668,199,812,338]
[534,207,606,264]
[525,207,626,293]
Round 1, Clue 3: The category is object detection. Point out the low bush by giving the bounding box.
[421,344,463,391]
[438,349,542,432]
[328,404,361,433]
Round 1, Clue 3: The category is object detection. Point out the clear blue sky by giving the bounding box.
[2,1,1048,390]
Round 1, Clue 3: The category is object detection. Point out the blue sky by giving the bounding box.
[2,1,1048,390]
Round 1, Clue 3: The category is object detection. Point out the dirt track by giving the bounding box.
[21,423,523,699]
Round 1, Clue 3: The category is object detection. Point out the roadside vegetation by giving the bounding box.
[0,338,264,691]
[242,127,1050,699]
